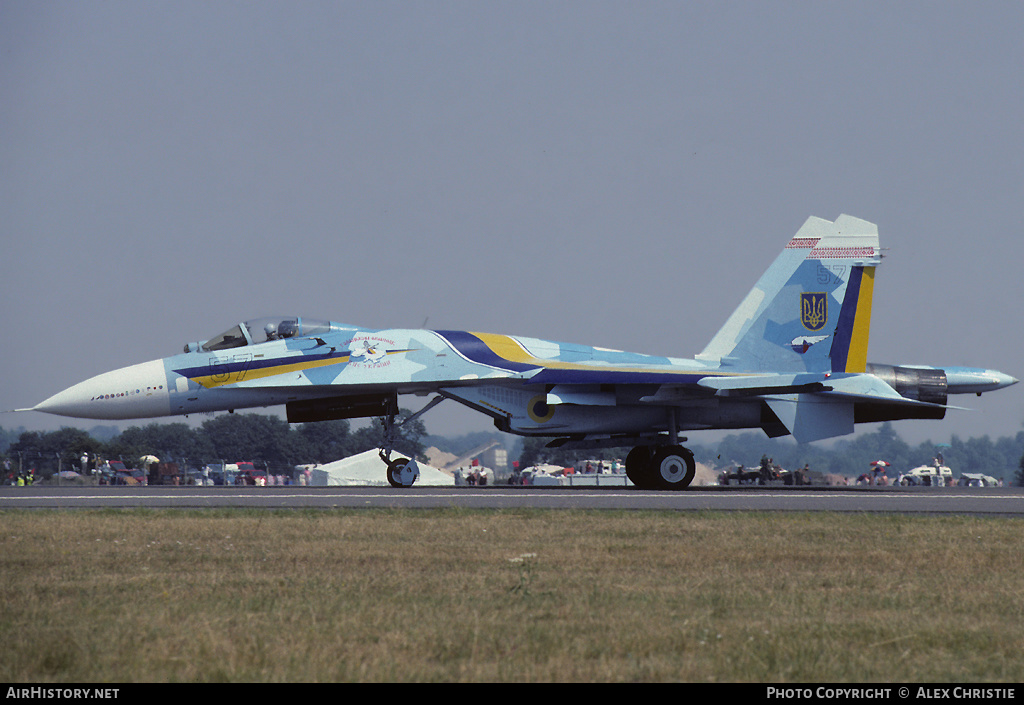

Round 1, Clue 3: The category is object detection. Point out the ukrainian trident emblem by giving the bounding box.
[801,292,827,331]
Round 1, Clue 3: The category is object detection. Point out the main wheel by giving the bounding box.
[386,457,417,488]
[625,446,654,488]
[650,445,695,490]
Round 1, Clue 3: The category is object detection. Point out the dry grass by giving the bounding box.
[1,508,1023,682]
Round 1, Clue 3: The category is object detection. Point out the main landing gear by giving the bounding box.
[623,409,696,490]
[624,444,696,490]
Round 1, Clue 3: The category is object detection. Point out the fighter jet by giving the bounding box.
[23,215,1017,488]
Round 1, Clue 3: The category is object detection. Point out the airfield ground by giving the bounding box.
[1,508,1022,682]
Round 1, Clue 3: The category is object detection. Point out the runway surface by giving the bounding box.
[2,484,1023,516]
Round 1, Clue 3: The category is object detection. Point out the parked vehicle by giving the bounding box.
[899,460,953,486]
[959,472,1000,487]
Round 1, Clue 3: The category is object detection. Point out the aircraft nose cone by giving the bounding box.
[34,384,94,417]
[33,360,171,419]
[980,370,1019,391]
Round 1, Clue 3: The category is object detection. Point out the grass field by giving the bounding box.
[1,508,1022,682]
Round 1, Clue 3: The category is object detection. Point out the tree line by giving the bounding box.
[1,411,427,478]
[697,423,1024,483]
[4,414,1024,485]
[517,422,1024,485]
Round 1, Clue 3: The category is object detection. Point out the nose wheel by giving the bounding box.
[384,455,419,488]
[379,417,418,488]
[378,398,444,488]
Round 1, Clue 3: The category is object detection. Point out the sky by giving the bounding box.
[2,1,1022,448]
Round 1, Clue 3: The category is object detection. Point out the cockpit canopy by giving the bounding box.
[185,317,344,353]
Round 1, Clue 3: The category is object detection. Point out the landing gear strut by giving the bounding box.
[378,396,444,488]
[379,413,419,488]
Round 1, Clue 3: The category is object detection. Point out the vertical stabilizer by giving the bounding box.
[697,215,881,373]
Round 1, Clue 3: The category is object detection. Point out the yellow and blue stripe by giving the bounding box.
[830,266,876,373]
[435,330,716,385]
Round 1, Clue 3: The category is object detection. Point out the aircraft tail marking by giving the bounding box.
[829,265,875,373]
[697,215,881,374]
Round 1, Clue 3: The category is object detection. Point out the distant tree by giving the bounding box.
[517,437,549,470]
[201,413,301,465]
[693,432,832,474]
[349,410,429,462]
[103,422,214,466]
[996,432,1024,479]
[692,422,957,479]
[0,425,25,455]
[294,419,355,463]
[7,412,1024,483]
[8,428,103,477]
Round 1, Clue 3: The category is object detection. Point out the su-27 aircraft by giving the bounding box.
[23,215,1017,489]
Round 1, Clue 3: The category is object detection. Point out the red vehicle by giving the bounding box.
[105,460,148,486]
[234,462,265,485]
[148,462,182,485]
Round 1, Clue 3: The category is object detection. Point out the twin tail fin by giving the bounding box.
[696,214,882,375]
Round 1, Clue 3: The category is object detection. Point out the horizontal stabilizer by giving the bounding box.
[759,372,961,442]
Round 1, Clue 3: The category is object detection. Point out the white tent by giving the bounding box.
[309,450,453,486]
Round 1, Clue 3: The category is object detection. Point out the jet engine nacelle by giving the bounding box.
[865,363,948,406]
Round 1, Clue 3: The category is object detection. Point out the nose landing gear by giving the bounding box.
[377,396,445,488]
[379,414,419,488]
[382,453,419,488]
